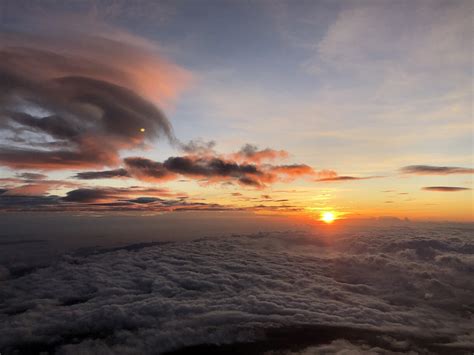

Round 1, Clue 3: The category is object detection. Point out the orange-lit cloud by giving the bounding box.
[315,169,380,182]
[1,179,79,196]
[77,146,315,188]
[0,23,190,171]
[231,144,289,163]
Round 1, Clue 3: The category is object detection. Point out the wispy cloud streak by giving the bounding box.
[401,165,474,175]
[422,186,471,192]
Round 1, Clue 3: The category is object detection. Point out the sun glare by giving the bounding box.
[321,211,336,224]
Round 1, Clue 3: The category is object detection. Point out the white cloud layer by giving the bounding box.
[0,224,473,354]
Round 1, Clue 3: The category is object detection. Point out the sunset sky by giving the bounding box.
[0,0,472,222]
[1,2,474,354]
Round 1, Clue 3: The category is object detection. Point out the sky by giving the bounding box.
[0,2,474,354]
[0,0,472,222]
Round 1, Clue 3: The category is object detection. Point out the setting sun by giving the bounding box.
[321,211,336,224]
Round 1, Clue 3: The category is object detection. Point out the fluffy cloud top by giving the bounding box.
[1,225,472,354]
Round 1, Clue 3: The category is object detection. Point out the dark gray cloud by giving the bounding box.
[316,175,377,182]
[124,156,266,187]
[164,156,260,177]
[73,168,130,180]
[0,25,187,170]
[422,186,471,192]
[0,194,60,210]
[14,172,47,180]
[401,165,474,175]
[0,226,472,354]
[0,185,196,212]
[179,139,216,155]
[62,188,112,203]
[61,187,184,203]
[126,197,164,204]
[120,147,315,187]
[124,157,175,181]
[0,71,171,169]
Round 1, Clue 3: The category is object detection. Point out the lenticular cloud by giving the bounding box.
[0,24,190,170]
[0,225,473,354]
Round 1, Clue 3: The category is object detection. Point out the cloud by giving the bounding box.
[317,176,373,182]
[179,139,216,156]
[270,164,314,176]
[119,142,314,188]
[162,155,266,187]
[15,172,47,180]
[0,184,195,212]
[73,169,130,180]
[0,193,60,210]
[0,75,171,170]
[315,169,380,182]
[0,176,79,196]
[422,186,471,192]
[0,226,472,354]
[0,188,223,213]
[124,157,177,182]
[123,154,315,188]
[310,0,472,95]
[231,144,288,163]
[4,184,62,196]
[164,156,261,181]
[0,20,190,170]
[62,188,115,203]
[0,144,317,210]
[401,165,474,175]
[62,187,183,203]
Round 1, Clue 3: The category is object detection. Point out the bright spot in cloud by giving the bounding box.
[140,128,146,133]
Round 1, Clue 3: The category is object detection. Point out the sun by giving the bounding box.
[321,211,336,224]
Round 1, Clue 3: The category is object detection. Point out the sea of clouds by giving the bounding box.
[1,223,473,354]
